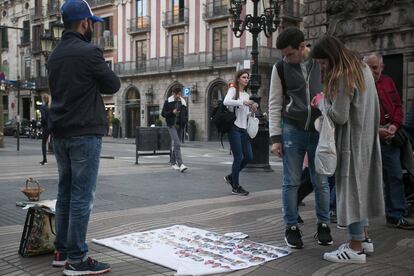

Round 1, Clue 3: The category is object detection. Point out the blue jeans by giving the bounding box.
[53,136,102,263]
[282,122,330,225]
[348,219,368,241]
[228,126,253,188]
[381,142,406,223]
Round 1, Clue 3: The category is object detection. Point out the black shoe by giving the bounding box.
[52,251,67,267]
[39,161,47,165]
[232,186,249,196]
[297,215,304,225]
[387,218,414,230]
[63,257,111,276]
[315,222,333,245]
[285,225,304,249]
[224,175,232,186]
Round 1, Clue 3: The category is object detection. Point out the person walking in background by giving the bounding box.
[162,87,188,173]
[39,93,50,165]
[311,34,384,263]
[47,0,120,275]
[364,53,414,230]
[268,27,332,249]
[223,69,256,196]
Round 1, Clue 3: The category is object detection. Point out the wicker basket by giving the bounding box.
[21,178,45,201]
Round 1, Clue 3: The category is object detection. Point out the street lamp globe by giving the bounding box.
[40,35,54,53]
[52,21,64,40]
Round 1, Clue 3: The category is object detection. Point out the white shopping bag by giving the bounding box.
[314,106,337,176]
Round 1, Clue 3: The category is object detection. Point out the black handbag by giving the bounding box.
[19,206,56,257]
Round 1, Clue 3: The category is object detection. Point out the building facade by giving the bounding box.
[304,0,414,113]
[1,0,303,140]
[114,0,302,140]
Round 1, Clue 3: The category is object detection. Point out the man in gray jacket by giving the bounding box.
[268,28,332,249]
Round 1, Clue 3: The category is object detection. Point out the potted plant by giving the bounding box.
[188,120,196,141]
[111,117,121,138]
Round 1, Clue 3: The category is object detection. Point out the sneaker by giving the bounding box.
[297,214,304,225]
[232,186,249,196]
[179,164,188,172]
[337,224,347,230]
[52,251,67,267]
[39,161,47,165]
[285,225,304,249]
[362,238,374,253]
[387,217,414,230]
[63,257,111,276]
[315,223,333,245]
[329,210,337,224]
[323,243,366,264]
[171,164,180,170]
[224,175,232,186]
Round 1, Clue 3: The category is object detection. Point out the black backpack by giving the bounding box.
[211,101,236,147]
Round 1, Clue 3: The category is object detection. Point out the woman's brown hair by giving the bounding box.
[310,34,365,98]
[232,69,250,100]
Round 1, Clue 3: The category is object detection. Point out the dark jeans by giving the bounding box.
[228,126,253,188]
[53,136,102,263]
[381,141,406,223]
[41,128,50,162]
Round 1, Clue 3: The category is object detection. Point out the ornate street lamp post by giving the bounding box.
[229,0,283,170]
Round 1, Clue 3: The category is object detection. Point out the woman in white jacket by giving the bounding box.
[223,69,257,196]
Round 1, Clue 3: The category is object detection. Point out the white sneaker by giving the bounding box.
[323,243,366,264]
[362,238,374,253]
[179,164,188,172]
[172,164,180,170]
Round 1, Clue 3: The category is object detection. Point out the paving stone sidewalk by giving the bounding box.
[1,189,414,276]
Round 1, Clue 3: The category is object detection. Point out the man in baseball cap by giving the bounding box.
[48,0,120,275]
[61,0,103,42]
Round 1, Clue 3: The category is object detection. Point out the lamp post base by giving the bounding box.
[246,118,273,172]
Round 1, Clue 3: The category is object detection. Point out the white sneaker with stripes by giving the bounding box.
[362,238,374,253]
[323,243,366,264]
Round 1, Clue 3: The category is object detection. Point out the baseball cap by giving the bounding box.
[61,0,104,23]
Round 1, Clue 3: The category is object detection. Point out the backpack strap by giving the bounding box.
[276,60,286,95]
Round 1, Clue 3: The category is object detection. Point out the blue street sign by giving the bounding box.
[183,86,191,97]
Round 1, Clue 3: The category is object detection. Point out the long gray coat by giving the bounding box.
[325,65,384,226]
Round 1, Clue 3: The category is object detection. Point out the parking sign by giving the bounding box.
[183,87,191,97]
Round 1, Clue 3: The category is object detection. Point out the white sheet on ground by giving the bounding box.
[92,225,289,276]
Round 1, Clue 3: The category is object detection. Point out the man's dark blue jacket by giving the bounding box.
[47,31,120,138]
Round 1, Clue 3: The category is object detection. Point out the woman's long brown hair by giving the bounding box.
[311,34,365,98]
[232,69,250,100]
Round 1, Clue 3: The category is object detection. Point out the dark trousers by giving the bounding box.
[297,167,336,211]
[41,128,50,162]
[381,142,406,223]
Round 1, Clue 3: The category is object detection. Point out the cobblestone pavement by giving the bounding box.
[1,137,414,276]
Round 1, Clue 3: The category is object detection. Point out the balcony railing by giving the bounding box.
[128,16,151,34]
[47,1,60,16]
[30,7,44,21]
[162,8,189,28]
[92,35,115,51]
[31,41,42,54]
[281,0,303,22]
[212,53,228,63]
[203,1,229,21]
[34,76,49,90]
[88,0,115,8]
[172,56,184,68]
[114,47,280,76]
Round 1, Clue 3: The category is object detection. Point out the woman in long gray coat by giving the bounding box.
[311,35,384,264]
